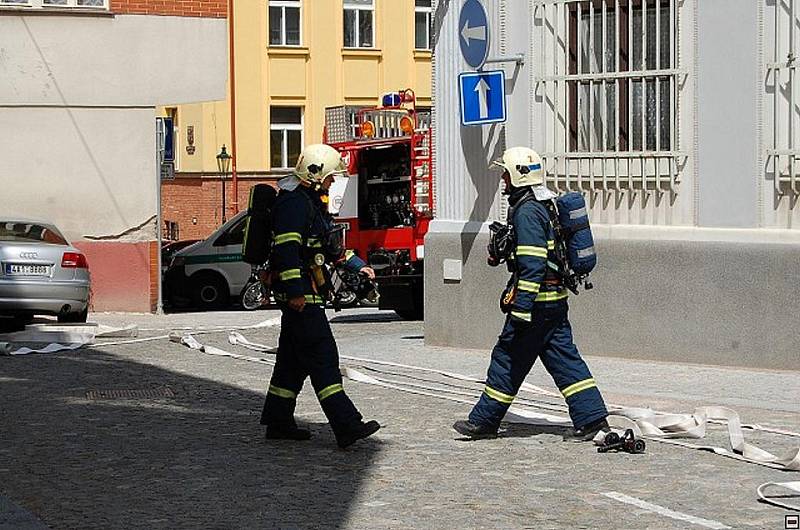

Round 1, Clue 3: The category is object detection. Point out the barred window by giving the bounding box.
[344,0,375,49]
[567,0,674,153]
[767,0,800,197]
[269,0,301,47]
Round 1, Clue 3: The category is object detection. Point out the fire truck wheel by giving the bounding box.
[395,282,424,320]
[395,297,424,320]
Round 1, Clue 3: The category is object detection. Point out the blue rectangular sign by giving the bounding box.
[459,70,507,126]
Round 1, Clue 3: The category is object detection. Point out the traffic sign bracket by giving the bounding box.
[483,54,525,66]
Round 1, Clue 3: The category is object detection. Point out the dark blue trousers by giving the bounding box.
[469,302,607,430]
[260,305,362,434]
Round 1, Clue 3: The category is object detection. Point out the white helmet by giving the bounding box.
[491,147,545,187]
[294,144,348,184]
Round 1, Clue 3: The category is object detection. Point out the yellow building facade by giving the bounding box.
[168,0,432,177]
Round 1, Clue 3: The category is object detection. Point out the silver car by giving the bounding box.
[0,219,90,323]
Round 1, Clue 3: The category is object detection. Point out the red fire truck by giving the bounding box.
[324,89,432,319]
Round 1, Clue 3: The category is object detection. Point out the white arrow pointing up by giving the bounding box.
[473,77,490,119]
[461,19,487,47]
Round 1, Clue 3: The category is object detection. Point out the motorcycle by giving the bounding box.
[240,262,378,311]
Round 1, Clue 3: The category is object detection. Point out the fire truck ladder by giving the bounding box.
[411,127,433,217]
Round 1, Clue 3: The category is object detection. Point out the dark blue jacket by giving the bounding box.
[507,189,568,323]
[270,185,366,305]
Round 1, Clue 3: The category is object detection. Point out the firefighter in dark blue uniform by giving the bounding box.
[453,147,609,441]
[260,144,380,448]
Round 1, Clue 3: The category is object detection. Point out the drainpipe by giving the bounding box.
[228,0,239,214]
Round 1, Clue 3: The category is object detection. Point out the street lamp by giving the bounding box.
[216,145,232,224]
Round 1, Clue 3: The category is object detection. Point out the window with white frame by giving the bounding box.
[0,0,107,7]
[566,0,675,153]
[415,0,432,50]
[270,107,303,170]
[269,0,301,47]
[344,0,375,49]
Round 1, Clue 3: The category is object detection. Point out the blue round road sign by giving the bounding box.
[459,0,490,69]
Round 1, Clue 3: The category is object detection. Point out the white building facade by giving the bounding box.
[0,1,227,311]
[427,0,800,369]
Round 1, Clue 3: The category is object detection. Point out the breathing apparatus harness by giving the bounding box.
[488,189,593,297]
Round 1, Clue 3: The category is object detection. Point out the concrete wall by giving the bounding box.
[427,0,800,370]
[1,107,157,242]
[0,11,227,311]
[697,0,760,228]
[0,14,226,107]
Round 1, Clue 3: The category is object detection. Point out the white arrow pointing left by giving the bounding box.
[461,20,487,46]
[474,77,490,119]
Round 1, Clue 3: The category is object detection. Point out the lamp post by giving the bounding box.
[216,145,232,224]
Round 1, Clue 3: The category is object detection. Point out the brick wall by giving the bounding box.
[161,177,278,241]
[112,0,227,18]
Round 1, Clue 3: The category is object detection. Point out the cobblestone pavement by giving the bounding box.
[1,308,798,529]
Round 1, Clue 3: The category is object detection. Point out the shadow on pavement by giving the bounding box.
[0,350,381,529]
[329,312,402,324]
[500,423,572,439]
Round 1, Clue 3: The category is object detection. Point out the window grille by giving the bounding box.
[534,0,684,196]
[766,0,800,197]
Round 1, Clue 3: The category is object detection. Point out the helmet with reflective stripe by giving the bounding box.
[492,147,545,187]
[295,144,348,184]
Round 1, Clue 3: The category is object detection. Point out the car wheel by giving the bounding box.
[191,272,229,310]
[58,307,88,323]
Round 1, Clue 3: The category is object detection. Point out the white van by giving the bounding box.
[162,180,363,310]
[163,212,252,310]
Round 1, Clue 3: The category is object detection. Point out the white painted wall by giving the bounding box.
[427,0,800,365]
[0,14,227,106]
[0,13,227,240]
[1,107,157,241]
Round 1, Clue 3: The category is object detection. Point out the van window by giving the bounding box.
[214,218,246,247]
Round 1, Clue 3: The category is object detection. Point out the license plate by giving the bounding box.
[5,264,50,276]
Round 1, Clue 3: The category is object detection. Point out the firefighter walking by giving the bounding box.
[453,147,609,441]
[260,144,380,448]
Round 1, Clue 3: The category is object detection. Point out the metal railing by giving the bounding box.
[325,105,432,143]
[766,0,800,196]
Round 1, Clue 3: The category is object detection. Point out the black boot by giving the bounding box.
[335,420,381,449]
[265,424,312,441]
[566,417,609,442]
[453,420,498,440]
